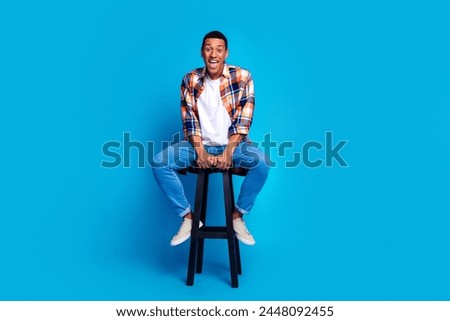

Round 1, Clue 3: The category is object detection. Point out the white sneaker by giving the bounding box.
[170,218,203,246]
[233,218,255,245]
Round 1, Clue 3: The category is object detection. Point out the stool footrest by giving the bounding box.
[198,226,233,239]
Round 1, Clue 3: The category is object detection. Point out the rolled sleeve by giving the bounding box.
[228,72,254,136]
[181,76,202,139]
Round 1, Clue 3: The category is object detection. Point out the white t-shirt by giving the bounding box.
[197,75,232,146]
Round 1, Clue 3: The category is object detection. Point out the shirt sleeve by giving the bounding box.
[181,75,202,139]
[229,71,255,136]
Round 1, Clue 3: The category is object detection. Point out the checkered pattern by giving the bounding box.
[180,64,255,140]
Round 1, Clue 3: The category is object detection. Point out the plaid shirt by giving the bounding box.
[180,64,255,140]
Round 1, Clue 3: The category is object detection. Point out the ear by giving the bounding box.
[225,49,229,59]
[200,49,204,58]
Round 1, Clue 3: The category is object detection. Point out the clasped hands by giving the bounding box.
[196,150,233,170]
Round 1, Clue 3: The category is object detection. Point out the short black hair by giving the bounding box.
[201,30,228,49]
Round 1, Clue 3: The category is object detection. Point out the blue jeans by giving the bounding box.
[151,141,270,217]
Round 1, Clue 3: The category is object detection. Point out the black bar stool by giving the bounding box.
[178,166,248,288]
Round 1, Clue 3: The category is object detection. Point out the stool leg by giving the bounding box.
[186,171,206,286]
[196,173,209,273]
[223,171,239,288]
[228,174,242,275]
[234,236,242,275]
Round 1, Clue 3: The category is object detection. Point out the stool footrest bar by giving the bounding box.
[197,226,233,239]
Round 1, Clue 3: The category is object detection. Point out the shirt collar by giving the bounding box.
[200,63,230,79]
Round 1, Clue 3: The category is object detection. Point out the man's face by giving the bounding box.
[201,38,228,80]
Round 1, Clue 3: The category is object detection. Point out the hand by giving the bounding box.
[215,134,242,170]
[208,155,218,167]
[196,150,215,168]
[216,151,233,170]
[190,136,215,168]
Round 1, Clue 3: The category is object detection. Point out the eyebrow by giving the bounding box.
[204,44,224,48]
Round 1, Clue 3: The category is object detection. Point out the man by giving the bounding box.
[152,30,269,246]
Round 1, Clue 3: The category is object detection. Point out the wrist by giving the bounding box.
[196,148,205,157]
[224,147,234,157]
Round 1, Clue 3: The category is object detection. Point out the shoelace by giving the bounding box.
[235,220,250,234]
[175,221,191,236]
[176,220,202,236]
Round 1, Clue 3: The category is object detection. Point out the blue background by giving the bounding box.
[1,0,449,300]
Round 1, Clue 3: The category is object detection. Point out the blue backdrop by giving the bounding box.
[1,0,449,300]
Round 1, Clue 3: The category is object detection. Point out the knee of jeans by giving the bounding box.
[258,153,271,173]
[151,150,169,169]
[249,152,271,173]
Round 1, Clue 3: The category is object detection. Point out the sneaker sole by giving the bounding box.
[170,233,191,246]
[235,234,256,246]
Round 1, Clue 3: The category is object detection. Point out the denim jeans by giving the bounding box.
[151,141,270,217]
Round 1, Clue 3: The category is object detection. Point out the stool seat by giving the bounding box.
[178,166,248,176]
[178,166,247,288]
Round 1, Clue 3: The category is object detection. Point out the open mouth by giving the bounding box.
[209,60,219,68]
